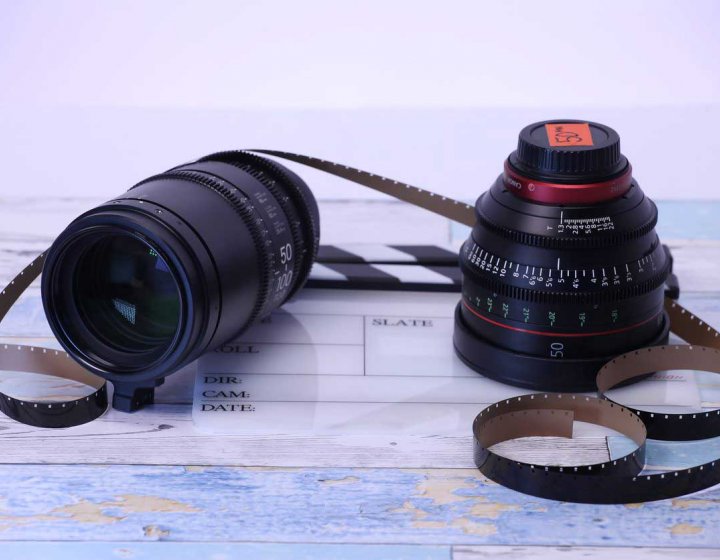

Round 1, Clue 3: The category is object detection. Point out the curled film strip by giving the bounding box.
[473,300,720,504]
[0,150,718,505]
[0,253,108,427]
[250,150,477,227]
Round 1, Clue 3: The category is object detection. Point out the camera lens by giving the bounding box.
[42,151,319,410]
[453,120,671,392]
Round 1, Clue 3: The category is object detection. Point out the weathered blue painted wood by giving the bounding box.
[0,542,449,560]
[0,464,718,546]
[3,542,719,560]
[655,201,720,240]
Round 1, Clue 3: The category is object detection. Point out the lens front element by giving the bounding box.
[74,235,180,354]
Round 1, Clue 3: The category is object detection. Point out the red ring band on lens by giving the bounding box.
[462,299,659,338]
[502,160,633,205]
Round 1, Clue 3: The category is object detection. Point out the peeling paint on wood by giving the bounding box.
[0,541,450,560]
[0,464,717,546]
[453,545,720,559]
[669,523,704,536]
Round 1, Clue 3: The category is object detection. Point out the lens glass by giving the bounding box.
[74,234,180,353]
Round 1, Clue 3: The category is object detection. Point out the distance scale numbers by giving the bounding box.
[556,214,615,235]
[193,289,701,435]
[462,239,661,292]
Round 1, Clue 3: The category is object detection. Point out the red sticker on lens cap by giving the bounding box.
[545,123,593,147]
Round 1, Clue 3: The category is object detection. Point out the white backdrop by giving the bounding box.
[1,0,719,200]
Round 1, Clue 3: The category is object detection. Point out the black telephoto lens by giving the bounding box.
[453,120,672,391]
[42,151,319,411]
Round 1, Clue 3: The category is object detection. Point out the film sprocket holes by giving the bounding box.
[1,119,720,504]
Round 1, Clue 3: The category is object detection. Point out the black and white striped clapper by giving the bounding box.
[307,244,460,292]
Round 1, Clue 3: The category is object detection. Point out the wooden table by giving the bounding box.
[0,198,719,559]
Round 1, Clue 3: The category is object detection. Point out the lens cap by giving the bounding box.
[510,119,627,182]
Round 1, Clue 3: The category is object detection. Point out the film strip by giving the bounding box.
[0,149,719,505]
[0,253,107,428]
[473,298,720,504]
[251,150,477,227]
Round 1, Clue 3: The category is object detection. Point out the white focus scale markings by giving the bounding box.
[463,241,661,291]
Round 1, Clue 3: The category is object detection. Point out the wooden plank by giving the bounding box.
[655,201,720,241]
[0,403,609,467]
[453,545,720,559]
[3,542,717,560]
[0,464,718,546]
[664,241,720,294]
[0,542,449,560]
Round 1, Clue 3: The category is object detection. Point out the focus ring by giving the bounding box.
[199,151,320,300]
[211,159,305,301]
[460,258,671,305]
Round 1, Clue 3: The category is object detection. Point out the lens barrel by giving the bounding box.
[42,151,319,411]
[453,120,671,391]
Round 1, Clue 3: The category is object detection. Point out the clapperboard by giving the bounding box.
[307,245,461,292]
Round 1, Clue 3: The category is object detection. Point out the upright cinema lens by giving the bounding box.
[453,120,671,391]
[42,151,319,411]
